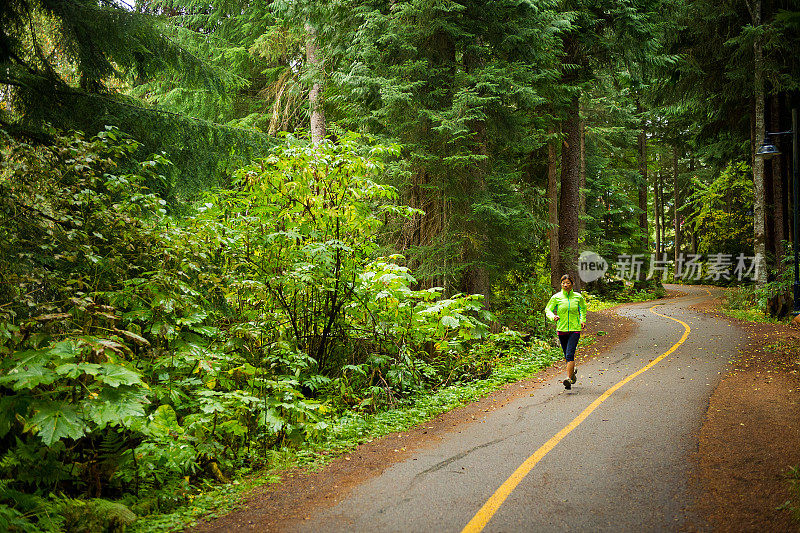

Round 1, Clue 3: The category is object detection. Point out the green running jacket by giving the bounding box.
[544,289,587,332]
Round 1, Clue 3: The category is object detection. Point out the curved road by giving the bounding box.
[298,285,745,532]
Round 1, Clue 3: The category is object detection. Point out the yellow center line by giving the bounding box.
[461,305,691,533]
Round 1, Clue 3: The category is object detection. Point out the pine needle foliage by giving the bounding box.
[1,0,223,99]
[326,0,565,294]
[134,1,277,126]
[0,0,276,198]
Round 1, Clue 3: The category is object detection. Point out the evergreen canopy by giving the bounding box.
[0,0,276,196]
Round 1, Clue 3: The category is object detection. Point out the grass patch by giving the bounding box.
[720,286,795,326]
[719,307,787,324]
[584,289,665,312]
[129,477,271,532]
[586,298,619,312]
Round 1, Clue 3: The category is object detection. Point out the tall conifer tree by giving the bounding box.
[333,0,564,297]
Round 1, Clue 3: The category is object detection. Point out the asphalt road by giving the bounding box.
[298,285,745,532]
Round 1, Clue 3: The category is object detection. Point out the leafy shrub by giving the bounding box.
[723,286,758,310]
[492,279,554,339]
[1,127,169,512]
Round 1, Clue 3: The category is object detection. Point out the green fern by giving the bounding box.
[55,497,137,533]
[0,479,59,532]
[0,503,40,533]
[98,430,127,464]
[0,438,71,490]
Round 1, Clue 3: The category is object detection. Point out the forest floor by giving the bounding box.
[690,293,800,531]
[191,289,800,532]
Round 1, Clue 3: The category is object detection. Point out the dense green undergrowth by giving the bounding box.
[721,277,795,325]
[0,127,567,532]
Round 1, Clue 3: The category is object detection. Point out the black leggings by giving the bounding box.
[557,331,580,362]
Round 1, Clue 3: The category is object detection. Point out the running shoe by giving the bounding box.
[563,379,571,390]
[570,368,577,384]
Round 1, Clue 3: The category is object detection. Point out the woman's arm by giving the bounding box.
[578,293,588,327]
[545,294,559,321]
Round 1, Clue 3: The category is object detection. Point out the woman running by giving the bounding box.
[545,274,587,390]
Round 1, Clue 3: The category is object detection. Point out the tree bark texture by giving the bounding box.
[548,125,560,291]
[750,0,767,285]
[462,123,491,306]
[661,176,667,254]
[770,94,786,273]
[673,144,681,278]
[404,169,446,290]
[461,41,491,306]
[654,167,661,255]
[579,107,587,246]
[767,93,788,315]
[637,101,649,252]
[559,95,581,289]
[686,157,695,257]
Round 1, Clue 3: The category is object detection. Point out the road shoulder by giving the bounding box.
[690,296,800,531]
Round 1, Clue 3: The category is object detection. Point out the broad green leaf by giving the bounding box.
[219,420,248,437]
[177,310,208,326]
[123,308,152,322]
[55,362,102,379]
[98,364,142,387]
[30,403,86,445]
[86,387,148,427]
[0,351,58,390]
[199,396,225,413]
[49,340,81,359]
[148,404,183,438]
[259,408,285,433]
[189,325,220,338]
[441,315,460,328]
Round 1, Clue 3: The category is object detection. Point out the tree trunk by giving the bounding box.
[461,41,491,306]
[686,156,695,255]
[559,95,581,289]
[673,145,681,277]
[637,100,649,253]
[579,105,587,246]
[305,23,326,146]
[654,167,661,255]
[770,95,786,265]
[769,93,787,314]
[462,121,491,306]
[750,0,767,286]
[548,124,560,291]
[783,96,793,248]
[659,160,666,254]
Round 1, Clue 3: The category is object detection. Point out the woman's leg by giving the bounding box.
[558,332,569,354]
[565,332,580,381]
[558,333,575,389]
